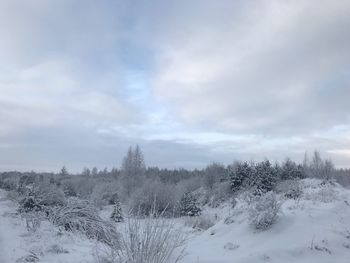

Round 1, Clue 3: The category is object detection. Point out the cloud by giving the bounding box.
[0,0,350,170]
[149,0,350,134]
[0,0,137,137]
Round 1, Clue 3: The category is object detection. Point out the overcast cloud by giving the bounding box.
[0,0,349,171]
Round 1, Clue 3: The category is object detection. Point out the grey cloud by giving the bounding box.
[148,0,350,135]
[1,0,350,171]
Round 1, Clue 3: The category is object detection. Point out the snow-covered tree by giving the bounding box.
[253,160,277,194]
[180,192,201,217]
[304,151,335,180]
[229,161,253,192]
[280,158,303,180]
[59,166,69,177]
[91,167,98,177]
[121,145,146,196]
[323,159,335,181]
[133,145,146,176]
[110,198,123,223]
[203,162,226,189]
[82,167,91,177]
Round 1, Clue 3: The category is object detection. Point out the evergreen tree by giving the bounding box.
[110,199,123,222]
[180,192,201,217]
[229,161,253,192]
[59,166,69,177]
[82,167,91,177]
[281,158,302,180]
[91,167,98,177]
[254,160,277,194]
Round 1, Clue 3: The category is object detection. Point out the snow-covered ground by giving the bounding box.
[181,179,350,263]
[1,179,350,262]
[0,190,95,263]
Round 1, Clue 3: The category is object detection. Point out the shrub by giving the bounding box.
[111,199,123,223]
[91,182,120,208]
[46,244,69,254]
[129,179,178,216]
[248,191,281,230]
[48,200,119,246]
[18,184,66,215]
[37,185,67,207]
[206,181,232,207]
[180,192,201,217]
[19,195,42,213]
[184,213,216,230]
[275,180,302,200]
[203,162,226,189]
[304,183,339,203]
[1,176,19,191]
[118,216,186,263]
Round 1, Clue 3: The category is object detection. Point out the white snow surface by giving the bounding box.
[1,179,350,262]
[0,190,95,263]
[180,179,350,263]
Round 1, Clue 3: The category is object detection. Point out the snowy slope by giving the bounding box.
[180,179,350,263]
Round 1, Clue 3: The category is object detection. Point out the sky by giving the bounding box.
[0,0,350,172]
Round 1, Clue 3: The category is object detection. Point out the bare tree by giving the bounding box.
[203,162,225,189]
[121,145,146,197]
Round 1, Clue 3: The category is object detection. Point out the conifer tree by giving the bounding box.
[254,160,277,194]
[59,166,69,177]
[229,161,253,192]
[180,192,201,217]
[111,199,123,222]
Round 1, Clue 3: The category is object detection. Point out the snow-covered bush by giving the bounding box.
[203,162,226,189]
[129,179,178,216]
[46,244,69,254]
[206,181,232,208]
[65,177,95,198]
[305,185,339,203]
[275,180,302,200]
[184,213,216,230]
[19,195,42,213]
[61,179,78,197]
[49,200,119,246]
[16,250,42,262]
[248,191,281,230]
[301,179,340,203]
[117,216,186,263]
[37,184,67,207]
[0,175,19,191]
[18,184,66,215]
[91,182,120,208]
[111,199,123,223]
[180,192,201,217]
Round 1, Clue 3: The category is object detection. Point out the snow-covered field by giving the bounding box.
[0,190,95,263]
[1,179,350,262]
[181,180,350,263]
